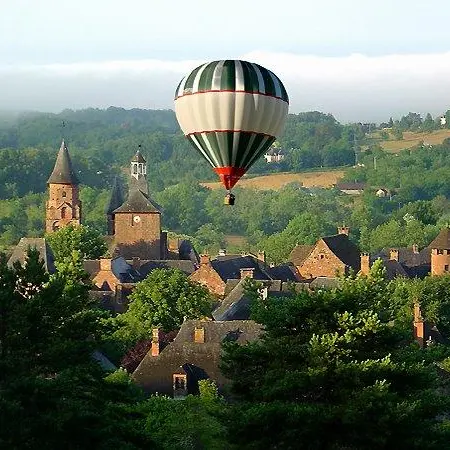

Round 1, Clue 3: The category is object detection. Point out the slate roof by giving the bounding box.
[211,255,271,281]
[178,240,200,264]
[8,238,56,273]
[84,258,196,284]
[131,149,146,163]
[113,188,161,214]
[138,260,196,277]
[47,140,79,185]
[105,176,125,214]
[266,263,299,281]
[132,319,263,395]
[322,234,361,270]
[213,278,250,321]
[289,245,314,266]
[83,257,141,284]
[429,227,450,249]
[214,279,309,321]
[377,247,430,267]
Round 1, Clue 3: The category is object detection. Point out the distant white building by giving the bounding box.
[440,116,446,126]
[264,146,285,163]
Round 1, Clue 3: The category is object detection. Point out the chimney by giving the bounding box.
[168,237,180,252]
[194,326,205,343]
[99,258,111,271]
[412,243,419,254]
[240,268,254,279]
[132,256,141,270]
[337,226,350,236]
[360,253,370,275]
[257,251,266,263]
[413,304,425,348]
[200,254,210,265]
[151,328,162,356]
[389,249,399,261]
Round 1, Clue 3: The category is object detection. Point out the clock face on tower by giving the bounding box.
[133,215,141,224]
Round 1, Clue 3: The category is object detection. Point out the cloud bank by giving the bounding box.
[2,51,450,122]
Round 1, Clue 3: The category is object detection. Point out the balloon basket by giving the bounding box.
[224,192,235,206]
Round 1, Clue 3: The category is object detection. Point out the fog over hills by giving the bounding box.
[2,51,450,123]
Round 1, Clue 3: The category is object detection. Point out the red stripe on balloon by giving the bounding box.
[187,130,275,138]
[214,166,247,190]
[175,89,289,102]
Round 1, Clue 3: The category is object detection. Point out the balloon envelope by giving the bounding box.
[174,60,289,189]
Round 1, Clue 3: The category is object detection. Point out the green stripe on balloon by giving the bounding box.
[220,60,236,91]
[197,61,216,92]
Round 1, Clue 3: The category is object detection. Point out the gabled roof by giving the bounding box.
[8,238,56,273]
[213,278,250,321]
[376,247,431,267]
[289,245,314,266]
[266,263,299,281]
[322,234,361,271]
[429,227,450,249]
[211,255,271,281]
[105,176,125,214]
[47,140,79,185]
[132,319,262,394]
[113,188,161,214]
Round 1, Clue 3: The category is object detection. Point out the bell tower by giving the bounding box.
[129,145,148,195]
[46,140,81,233]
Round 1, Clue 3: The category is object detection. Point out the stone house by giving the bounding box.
[290,227,361,279]
[132,319,262,396]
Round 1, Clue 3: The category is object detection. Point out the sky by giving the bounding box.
[2,0,450,122]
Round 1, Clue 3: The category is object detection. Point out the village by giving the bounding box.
[7,139,449,398]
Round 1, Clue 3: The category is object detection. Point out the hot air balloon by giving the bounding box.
[174,59,289,205]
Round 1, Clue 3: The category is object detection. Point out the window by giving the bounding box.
[173,373,187,397]
[133,164,138,174]
[445,265,449,272]
[62,191,66,198]
[61,207,67,219]
[319,253,325,260]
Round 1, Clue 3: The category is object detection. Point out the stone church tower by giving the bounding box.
[45,140,81,233]
[110,148,166,259]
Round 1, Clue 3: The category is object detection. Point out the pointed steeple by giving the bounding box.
[105,176,125,214]
[130,145,148,195]
[47,140,79,184]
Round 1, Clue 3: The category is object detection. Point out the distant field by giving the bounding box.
[201,169,345,191]
[373,129,450,152]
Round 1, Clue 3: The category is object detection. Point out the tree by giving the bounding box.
[221,271,450,449]
[113,268,214,344]
[0,249,154,449]
[46,224,107,261]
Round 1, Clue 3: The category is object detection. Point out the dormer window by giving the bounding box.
[173,373,187,398]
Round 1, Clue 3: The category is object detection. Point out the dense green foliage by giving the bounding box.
[0,107,448,261]
[112,268,214,345]
[46,224,108,261]
[221,268,450,449]
[0,249,155,449]
[2,249,450,448]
